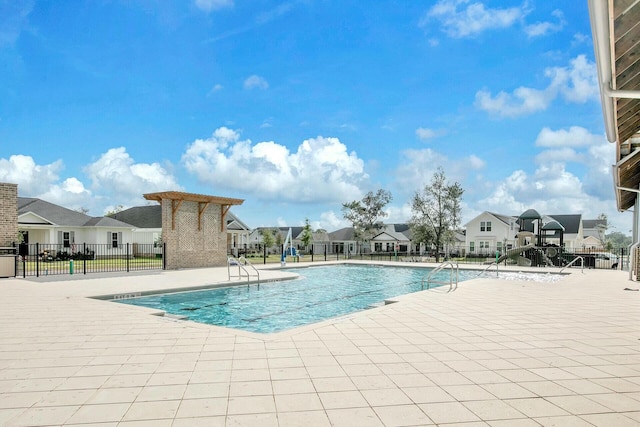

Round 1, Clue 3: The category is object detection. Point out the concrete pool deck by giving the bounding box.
[0,262,639,426]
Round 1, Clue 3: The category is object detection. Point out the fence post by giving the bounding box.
[36,242,40,277]
[126,243,130,272]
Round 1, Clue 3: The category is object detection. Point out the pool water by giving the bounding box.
[114,264,559,334]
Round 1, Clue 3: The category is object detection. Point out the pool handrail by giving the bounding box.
[477,262,499,278]
[422,261,458,292]
[559,256,585,274]
[227,256,260,284]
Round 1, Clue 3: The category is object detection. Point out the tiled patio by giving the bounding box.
[1,262,639,426]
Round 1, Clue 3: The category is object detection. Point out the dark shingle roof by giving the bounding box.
[110,205,163,228]
[549,214,582,234]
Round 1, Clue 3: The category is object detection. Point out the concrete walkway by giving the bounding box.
[0,262,639,426]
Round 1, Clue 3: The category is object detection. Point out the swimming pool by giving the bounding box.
[114,264,561,334]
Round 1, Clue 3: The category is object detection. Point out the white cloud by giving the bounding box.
[422,0,526,38]
[0,155,64,195]
[524,9,565,38]
[194,0,233,13]
[475,55,598,117]
[0,154,95,212]
[475,86,553,118]
[182,127,368,203]
[83,147,182,209]
[244,75,269,90]
[416,127,437,140]
[546,55,599,103]
[318,210,348,231]
[535,126,603,148]
[207,84,223,96]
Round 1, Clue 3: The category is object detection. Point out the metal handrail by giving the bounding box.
[227,256,260,284]
[422,261,458,291]
[559,256,585,274]
[477,262,498,278]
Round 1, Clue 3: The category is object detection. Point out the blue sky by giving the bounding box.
[0,0,629,234]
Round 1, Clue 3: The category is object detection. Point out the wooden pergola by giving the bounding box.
[143,191,244,232]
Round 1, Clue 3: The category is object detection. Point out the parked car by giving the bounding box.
[594,252,619,269]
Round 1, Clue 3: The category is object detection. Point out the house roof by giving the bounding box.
[226,211,250,231]
[328,227,357,241]
[143,191,244,206]
[548,214,582,234]
[589,0,640,211]
[109,205,163,228]
[18,197,134,228]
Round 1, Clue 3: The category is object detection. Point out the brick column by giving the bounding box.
[0,183,18,247]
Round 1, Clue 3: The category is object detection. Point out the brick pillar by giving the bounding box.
[0,183,18,247]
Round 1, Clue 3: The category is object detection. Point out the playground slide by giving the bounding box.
[495,243,535,264]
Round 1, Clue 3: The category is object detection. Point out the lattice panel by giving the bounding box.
[178,203,198,251]
[204,205,219,249]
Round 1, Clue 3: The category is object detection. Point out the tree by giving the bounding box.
[596,213,609,247]
[260,228,275,253]
[342,189,393,246]
[409,168,463,263]
[300,218,313,251]
[606,231,631,249]
[76,207,90,215]
[105,205,124,216]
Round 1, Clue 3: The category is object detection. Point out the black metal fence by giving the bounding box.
[16,242,164,277]
[244,243,628,271]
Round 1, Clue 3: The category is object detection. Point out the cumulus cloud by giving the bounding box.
[244,75,269,90]
[84,147,182,209]
[194,0,233,13]
[421,0,526,38]
[416,127,438,140]
[0,155,63,195]
[0,154,95,212]
[535,126,603,148]
[475,55,598,117]
[524,9,565,38]
[181,127,368,203]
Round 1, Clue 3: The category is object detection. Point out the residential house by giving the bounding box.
[370,224,413,253]
[18,197,135,258]
[581,218,607,250]
[327,227,360,255]
[464,212,519,256]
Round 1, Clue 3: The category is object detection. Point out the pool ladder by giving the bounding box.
[559,256,585,274]
[227,256,260,285]
[421,261,459,292]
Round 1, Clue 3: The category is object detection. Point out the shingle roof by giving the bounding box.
[548,214,582,234]
[18,197,134,228]
[328,227,357,241]
[110,205,163,228]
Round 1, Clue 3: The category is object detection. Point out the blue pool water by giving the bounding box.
[114,264,557,334]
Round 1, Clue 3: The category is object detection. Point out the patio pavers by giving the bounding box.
[0,262,639,426]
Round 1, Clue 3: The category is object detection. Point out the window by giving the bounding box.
[469,242,475,252]
[497,241,503,252]
[375,242,382,252]
[63,232,71,248]
[480,221,492,232]
[108,232,122,249]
